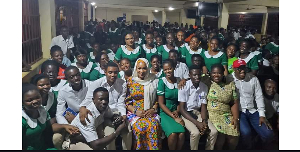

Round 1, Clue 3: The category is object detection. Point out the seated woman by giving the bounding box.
[201,37,228,76]
[125,58,162,150]
[180,35,205,68]
[157,59,185,150]
[150,55,164,79]
[207,64,239,150]
[22,83,56,150]
[41,60,68,99]
[71,48,97,80]
[114,31,144,68]
[49,45,67,79]
[30,74,80,149]
[118,58,132,81]
[157,32,179,61]
[141,31,158,62]
[89,52,109,81]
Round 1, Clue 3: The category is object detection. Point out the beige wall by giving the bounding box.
[95,7,154,23]
[166,11,180,23]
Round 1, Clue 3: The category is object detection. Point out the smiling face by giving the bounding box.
[120,59,131,71]
[192,56,202,67]
[210,39,219,52]
[105,66,119,84]
[23,89,42,110]
[136,61,148,80]
[189,37,200,50]
[166,33,175,45]
[234,66,247,80]
[176,31,184,42]
[210,67,223,83]
[76,54,87,65]
[163,62,174,78]
[155,37,163,46]
[66,68,82,87]
[189,69,202,85]
[36,78,51,95]
[264,80,277,97]
[145,34,154,45]
[240,41,250,54]
[51,50,63,64]
[151,57,160,70]
[93,91,109,113]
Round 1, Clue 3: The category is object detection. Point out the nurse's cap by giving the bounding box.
[233,59,247,68]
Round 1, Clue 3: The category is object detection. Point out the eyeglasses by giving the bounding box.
[237,67,250,73]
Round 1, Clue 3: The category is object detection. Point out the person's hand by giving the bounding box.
[231,118,240,132]
[174,117,185,126]
[171,111,179,118]
[79,107,92,126]
[115,120,126,134]
[144,109,156,118]
[65,112,76,124]
[63,124,79,135]
[135,110,145,118]
[196,122,207,135]
[178,79,187,89]
[112,115,123,127]
[259,117,272,130]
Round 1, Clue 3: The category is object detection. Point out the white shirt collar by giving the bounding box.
[71,62,94,73]
[135,38,142,44]
[43,92,55,111]
[94,65,105,74]
[239,53,254,63]
[163,45,178,52]
[65,79,88,92]
[161,77,181,89]
[22,106,48,128]
[142,44,157,53]
[180,42,188,48]
[204,51,223,58]
[109,28,118,33]
[121,45,140,55]
[186,45,203,55]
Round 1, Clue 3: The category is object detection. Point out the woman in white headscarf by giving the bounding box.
[125,58,162,150]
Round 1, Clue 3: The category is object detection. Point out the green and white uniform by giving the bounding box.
[157,45,179,61]
[107,49,115,61]
[50,79,68,103]
[252,50,263,63]
[89,63,106,81]
[180,45,205,67]
[135,38,143,46]
[108,28,121,43]
[114,45,144,68]
[43,92,57,118]
[22,107,56,150]
[218,33,225,41]
[201,51,228,72]
[265,42,279,55]
[150,68,165,79]
[141,44,158,63]
[71,62,97,80]
[88,51,96,63]
[239,53,259,71]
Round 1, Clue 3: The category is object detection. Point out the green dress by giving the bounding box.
[157,77,185,137]
[114,45,144,68]
[201,51,228,72]
[108,28,121,44]
[228,57,238,74]
[150,69,165,79]
[265,42,279,55]
[239,53,259,71]
[44,92,57,118]
[89,65,106,81]
[180,45,205,67]
[157,45,179,61]
[22,108,56,150]
[252,51,263,63]
[141,44,158,62]
[207,81,239,136]
[71,62,97,80]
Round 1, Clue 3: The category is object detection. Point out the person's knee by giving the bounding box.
[209,127,218,137]
[260,129,274,142]
[190,130,200,139]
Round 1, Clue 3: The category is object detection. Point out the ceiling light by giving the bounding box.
[240,12,247,14]
[95,6,97,8]
[198,3,203,9]
[91,2,95,6]
[195,2,199,7]
[168,7,174,11]
[154,10,159,12]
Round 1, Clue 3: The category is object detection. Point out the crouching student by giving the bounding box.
[79,62,132,150]
[69,87,127,150]
[178,65,218,150]
[55,66,91,149]
[118,58,133,82]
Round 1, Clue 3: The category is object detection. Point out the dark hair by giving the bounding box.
[30,74,49,85]
[41,60,59,73]
[150,54,161,62]
[74,48,88,57]
[93,87,109,97]
[145,31,154,37]
[190,35,200,42]
[60,25,68,31]
[64,66,79,78]
[50,45,63,56]
[22,83,39,101]
[240,39,251,49]
[227,43,237,49]
[189,65,202,72]
[211,63,225,74]
[156,35,163,39]
[166,32,175,38]
[105,61,119,70]
[176,29,185,34]
[169,49,178,56]
[124,69,133,76]
[191,54,204,67]
[95,52,107,63]
[120,57,130,64]
[210,36,220,44]
[122,30,133,44]
[163,59,175,68]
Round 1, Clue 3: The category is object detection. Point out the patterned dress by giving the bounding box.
[125,77,162,150]
[207,81,239,136]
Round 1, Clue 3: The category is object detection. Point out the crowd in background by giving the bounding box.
[22,18,279,150]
